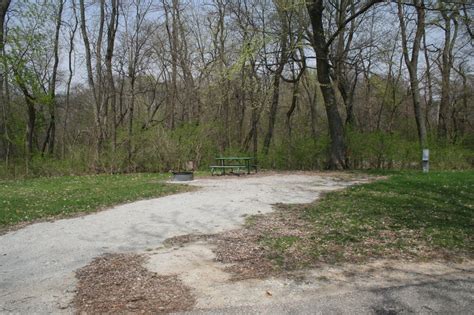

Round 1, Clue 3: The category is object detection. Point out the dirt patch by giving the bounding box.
[163,233,212,247]
[209,204,314,280]
[159,204,314,281]
[211,229,275,280]
[74,253,195,313]
[164,199,470,281]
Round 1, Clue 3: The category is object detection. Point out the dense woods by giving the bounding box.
[0,0,472,177]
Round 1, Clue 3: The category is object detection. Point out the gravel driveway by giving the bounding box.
[3,173,472,314]
[0,174,354,313]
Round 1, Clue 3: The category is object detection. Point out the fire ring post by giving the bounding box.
[422,149,429,173]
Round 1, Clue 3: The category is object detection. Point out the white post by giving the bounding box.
[422,149,429,173]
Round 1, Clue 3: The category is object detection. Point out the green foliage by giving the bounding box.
[2,127,471,179]
[0,157,86,179]
[93,122,221,173]
[0,173,189,227]
[259,135,329,170]
[6,0,56,101]
[347,130,419,169]
[429,143,473,170]
[347,130,473,170]
[369,74,405,111]
[257,130,472,171]
[228,37,265,77]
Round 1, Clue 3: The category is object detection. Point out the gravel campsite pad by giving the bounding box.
[2,172,472,313]
[0,173,364,313]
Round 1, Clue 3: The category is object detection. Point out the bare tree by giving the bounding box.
[80,0,104,162]
[0,0,11,164]
[79,0,119,165]
[42,0,65,156]
[105,0,119,152]
[397,0,428,149]
[262,0,290,155]
[62,1,78,158]
[422,25,433,130]
[1,0,472,174]
[437,2,459,140]
[121,0,154,169]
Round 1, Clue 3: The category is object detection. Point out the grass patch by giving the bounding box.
[244,214,260,227]
[259,171,473,267]
[303,171,474,262]
[262,235,301,266]
[0,173,190,228]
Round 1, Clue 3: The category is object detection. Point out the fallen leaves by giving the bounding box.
[74,253,195,313]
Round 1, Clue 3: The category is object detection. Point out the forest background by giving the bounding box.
[0,0,472,178]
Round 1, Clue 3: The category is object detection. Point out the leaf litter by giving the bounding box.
[74,253,195,313]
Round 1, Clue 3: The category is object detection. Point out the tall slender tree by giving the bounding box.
[0,0,11,164]
[437,2,459,140]
[397,0,428,149]
[42,0,65,156]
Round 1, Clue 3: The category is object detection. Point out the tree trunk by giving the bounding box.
[332,0,357,127]
[437,6,459,140]
[26,101,35,159]
[376,32,398,131]
[262,62,285,155]
[0,0,11,164]
[105,0,118,153]
[306,0,347,169]
[80,0,104,163]
[452,64,468,138]
[397,0,428,149]
[13,66,36,161]
[63,1,78,159]
[96,0,105,155]
[302,75,318,139]
[42,0,64,156]
[422,29,433,131]
[286,81,299,166]
[263,3,289,155]
[163,0,178,129]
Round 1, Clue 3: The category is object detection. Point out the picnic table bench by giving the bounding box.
[210,157,257,175]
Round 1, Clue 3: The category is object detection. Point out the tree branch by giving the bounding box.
[326,0,385,48]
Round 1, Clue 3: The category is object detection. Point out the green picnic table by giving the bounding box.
[210,156,257,175]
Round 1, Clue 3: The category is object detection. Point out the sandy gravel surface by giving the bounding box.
[148,243,473,314]
[0,174,357,313]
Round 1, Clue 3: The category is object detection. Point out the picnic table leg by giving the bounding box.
[222,159,225,175]
[247,159,250,174]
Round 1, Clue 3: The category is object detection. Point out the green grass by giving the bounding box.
[262,235,301,266]
[303,171,473,261]
[0,173,190,227]
[260,171,473,266]
[263,235,300,252]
